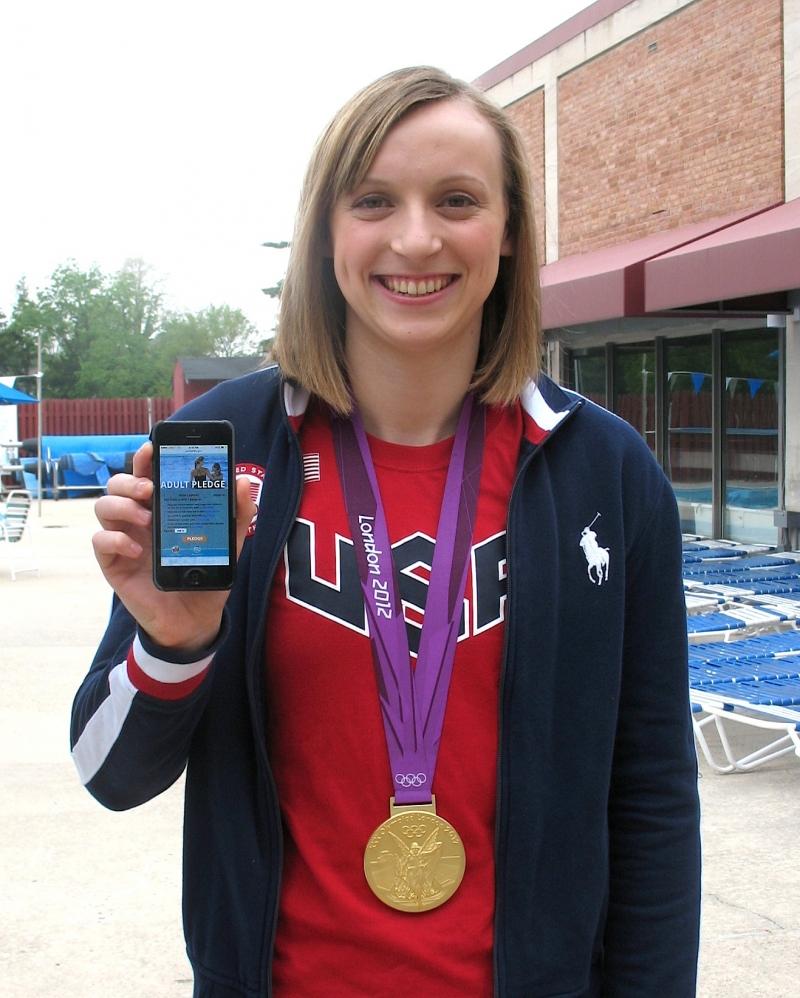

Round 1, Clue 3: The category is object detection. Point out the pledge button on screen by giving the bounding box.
[184,535,208,543]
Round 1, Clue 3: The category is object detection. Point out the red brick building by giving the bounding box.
[478,0,800,546]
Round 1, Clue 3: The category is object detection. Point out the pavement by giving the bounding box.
[1,497,799,998]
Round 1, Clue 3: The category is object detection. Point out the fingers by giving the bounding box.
[100,443,153,515]
[93,447,155,573]
[92,524,144,564]
[132,440,153,479]
[95,492,152,531]
[94,446,257,584]
[92,491,152,570]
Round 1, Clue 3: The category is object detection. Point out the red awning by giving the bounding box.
[644,198,800,310]
[540,207,768,329]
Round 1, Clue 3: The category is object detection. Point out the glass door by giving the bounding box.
[557,319,782,546]
[613,344,656,452]
[665,337,713,536]
[570,348,606,405]
[723,329,780,544]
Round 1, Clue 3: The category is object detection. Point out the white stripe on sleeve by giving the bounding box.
[72,661,137,786]
[131,633,214,684]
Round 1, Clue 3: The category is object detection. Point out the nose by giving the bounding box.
[389,206,443,259]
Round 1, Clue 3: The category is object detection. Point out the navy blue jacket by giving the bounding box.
[71,367,701,997]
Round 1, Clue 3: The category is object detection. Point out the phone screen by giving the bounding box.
[157,443,232,568]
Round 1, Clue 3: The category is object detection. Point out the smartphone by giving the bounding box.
[151,420,236,591]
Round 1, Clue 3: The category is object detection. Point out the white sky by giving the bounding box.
[1,0,588,339]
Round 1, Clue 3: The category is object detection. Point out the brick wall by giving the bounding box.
[504,87,546,264]
[557,0,784,256]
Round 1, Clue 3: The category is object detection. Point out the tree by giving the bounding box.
[262,278,284,300]
[0,281,39,377]
[106,259,162,342]
[34,263,108,395]
[157,304,259,357]
[36,260,165,397]
[150,305,262,393]
[201,304,260,357]
[262,239,290,335]
[72,260,164,397]
[4,259,263,398]
[1,261,163,397]
[261,239,289,302]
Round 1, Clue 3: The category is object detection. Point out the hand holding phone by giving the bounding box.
[92,426,255,654]
[151,421,237,592]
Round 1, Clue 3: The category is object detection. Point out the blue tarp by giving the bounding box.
[32,434,149,458]
[21,434,148,497]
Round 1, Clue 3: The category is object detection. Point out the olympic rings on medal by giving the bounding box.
[402,824,428,838]
[394,773,427,788]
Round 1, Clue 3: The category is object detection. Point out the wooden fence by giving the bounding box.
[17,397,173,440]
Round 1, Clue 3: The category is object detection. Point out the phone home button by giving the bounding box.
[183,568,207,587]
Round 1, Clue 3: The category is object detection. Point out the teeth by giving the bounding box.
[384,276,450,296]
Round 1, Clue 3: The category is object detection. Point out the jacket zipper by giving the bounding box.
[249,395,306,998]
[492,396,583,998]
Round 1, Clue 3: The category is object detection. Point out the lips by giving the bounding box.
[377,275,455,297]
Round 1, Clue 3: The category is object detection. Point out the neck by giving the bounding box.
[346,342,478,446]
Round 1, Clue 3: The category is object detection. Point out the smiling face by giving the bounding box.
[329,98,512,372]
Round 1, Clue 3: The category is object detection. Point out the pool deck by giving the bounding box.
[2,497,799,997]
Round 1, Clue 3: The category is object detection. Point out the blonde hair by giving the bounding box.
[273,66,541,413]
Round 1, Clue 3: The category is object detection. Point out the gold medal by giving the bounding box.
[363,797,466,912]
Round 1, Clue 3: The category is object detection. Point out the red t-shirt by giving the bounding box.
[265,400,521,996]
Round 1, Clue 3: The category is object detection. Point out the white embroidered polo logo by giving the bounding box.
[580,513,609,586]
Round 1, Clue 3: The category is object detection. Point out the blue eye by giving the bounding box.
[353,194,390,211]
[441,193,477,209]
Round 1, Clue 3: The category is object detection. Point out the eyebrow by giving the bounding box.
[356,173,491,193]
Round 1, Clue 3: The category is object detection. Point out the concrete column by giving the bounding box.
[544,337,567,383]
[544,79,560,264]
[786,0,800,200]
[784,297,800,550]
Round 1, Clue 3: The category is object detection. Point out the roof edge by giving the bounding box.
[474,0,635,91]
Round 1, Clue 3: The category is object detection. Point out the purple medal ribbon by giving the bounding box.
[333,395,485,805]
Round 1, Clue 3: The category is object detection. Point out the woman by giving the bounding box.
[190,456,210,483]
[71,67,700,997]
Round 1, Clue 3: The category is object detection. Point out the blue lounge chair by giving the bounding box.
[0,490,38,580]
[685,605,789,639]
[683,553,800,771]
[691,674,800,773]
